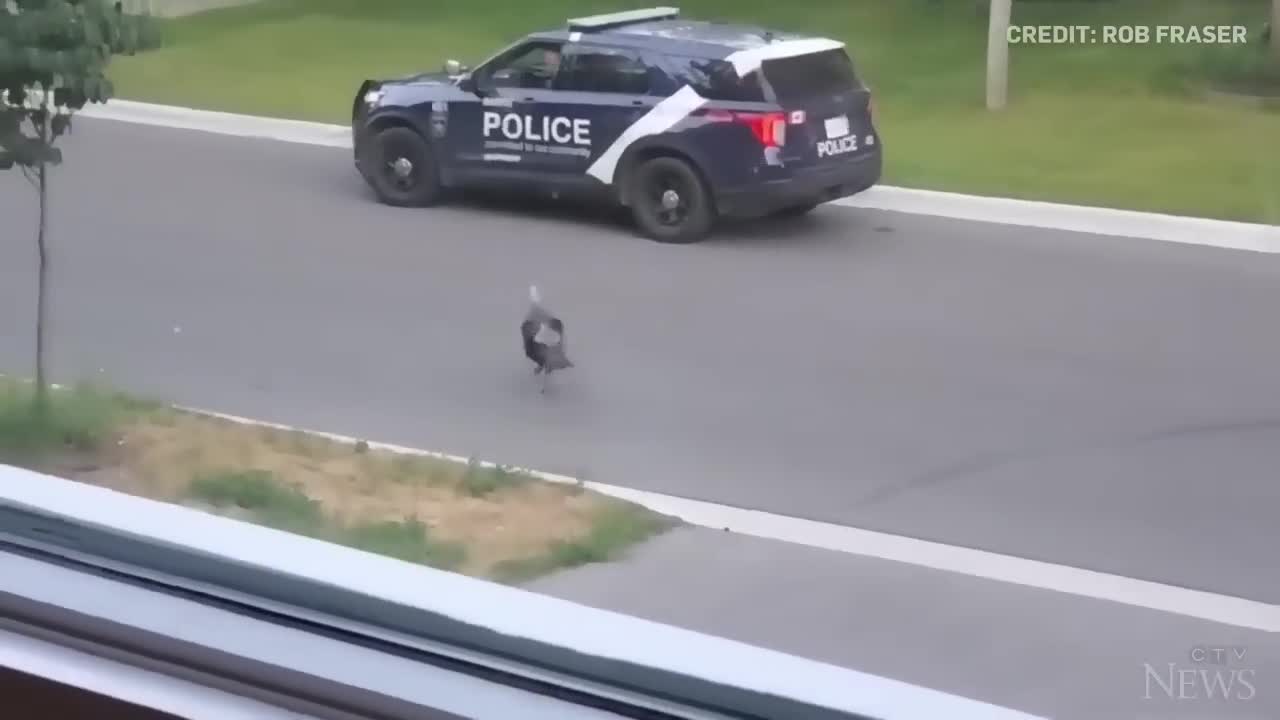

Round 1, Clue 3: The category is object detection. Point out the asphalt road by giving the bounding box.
[2,119,1279,608]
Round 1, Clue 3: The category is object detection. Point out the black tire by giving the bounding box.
[628,156,716,244]
[772,202,820,218]
[364,125,442,207]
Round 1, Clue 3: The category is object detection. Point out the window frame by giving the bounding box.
[0,462,1050,720]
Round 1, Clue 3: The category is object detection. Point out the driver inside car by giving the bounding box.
[521,47,560,88]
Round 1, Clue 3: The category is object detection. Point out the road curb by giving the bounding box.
[836,186,1279,253]
[79,99,1280,254]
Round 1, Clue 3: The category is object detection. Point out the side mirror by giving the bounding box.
[457,75,479,94]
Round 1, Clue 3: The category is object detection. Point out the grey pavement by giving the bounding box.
[1,118,1278,604]
[533,528,1280,720]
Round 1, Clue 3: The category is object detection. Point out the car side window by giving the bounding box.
[483,42,564,90]
[663,55,765,102]
[553,47,651,95]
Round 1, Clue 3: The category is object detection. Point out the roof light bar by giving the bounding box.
[567,7,679,32]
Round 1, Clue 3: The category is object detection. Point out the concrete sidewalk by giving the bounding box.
[530,528,1280,720]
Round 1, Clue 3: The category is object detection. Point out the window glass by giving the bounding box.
[664,55,765,102]
[555,48,651,95]
[760,48,863,102]
[485,42,563,90]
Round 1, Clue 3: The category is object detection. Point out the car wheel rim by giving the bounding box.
[380,139,419,192]
[385,156,416,191]
[648,171,690,227]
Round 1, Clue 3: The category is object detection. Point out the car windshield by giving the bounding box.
[1,2,1276,719]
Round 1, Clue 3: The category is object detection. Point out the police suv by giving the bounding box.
[352,7,882,243]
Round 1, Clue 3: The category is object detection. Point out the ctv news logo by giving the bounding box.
[1143,646,1259,703]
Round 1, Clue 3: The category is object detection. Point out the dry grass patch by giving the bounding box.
[0,380,676,582]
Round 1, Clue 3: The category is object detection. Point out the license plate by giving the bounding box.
[824,115,850,139]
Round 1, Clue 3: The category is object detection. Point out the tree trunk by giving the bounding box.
[986,0,1013,110]
[33,158,49,417]
[1272,0,1279,59]
[31,99,51,419]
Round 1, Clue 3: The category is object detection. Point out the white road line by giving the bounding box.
[77,99,1280,254]
[174,405,1280,633]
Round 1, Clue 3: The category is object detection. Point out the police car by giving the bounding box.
[352,7,882,243]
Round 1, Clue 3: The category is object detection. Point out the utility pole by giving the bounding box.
[1271,0,1279,58]
[986,0,1013,110]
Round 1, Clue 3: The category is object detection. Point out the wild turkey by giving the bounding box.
[521,285,573,393]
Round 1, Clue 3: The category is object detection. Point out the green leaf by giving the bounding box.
[1,0,160,174]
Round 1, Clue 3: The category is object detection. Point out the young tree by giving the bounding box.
[985,0,1013,110]
[1271,0,1278,58]
[0,0,159,415]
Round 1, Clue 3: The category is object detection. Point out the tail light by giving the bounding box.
[704,110,787,148]
[742,112,788,147]
[867,91,876,126]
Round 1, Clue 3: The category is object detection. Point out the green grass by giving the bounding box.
[389,453,445,484]
[337,518,467,569]
[104,0,1280,224]
[0,378,142,464]
[187,467,469,570]
[491,500,678,584]
[0,374,675,581]
[187,459,671,581]
[458,459,529,498]
[1192,37,1280,96]
[189,468,326,531]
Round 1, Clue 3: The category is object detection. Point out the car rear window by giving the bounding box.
[761,48,863,102]
[665,55,766,102]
